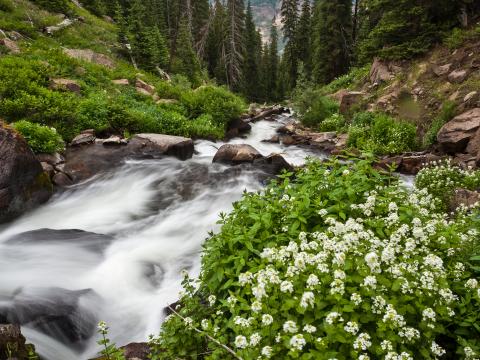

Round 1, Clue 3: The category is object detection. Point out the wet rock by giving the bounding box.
[281,135,297,146]
[101,135,125,146]
[277,123,296,135]
[135,79,155,96]
[213,144,263,164]
[253,154,294,174]
[90,342,151,360]
[130,134,194,160]
[250,106,286,122]
[0,121,52,223]
[227,118,252,137]
[0,287,99,350]
[64,49,115,68]
[70,130,96,146]
[36,152,64,166]
[0,38,20,54]
[50,78,81,94]
[400,153,444,174]
[0,324,31,360]
[52,172,73,187]
[448,69,468,83]
[41,162,55,178]
[262,135,279,143]
[112,79,129,86]
[437,108,480,153]
[309,132,337,151]
[449,188,480,211]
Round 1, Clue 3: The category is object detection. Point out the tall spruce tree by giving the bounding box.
[206,0,228,83]
[265,21,279,101]
[312,0,352,84]
[242,2,262,101]
[281,0,299,91]
[171,18,202,85]
[296,0,312,79]
[225,0,245,90]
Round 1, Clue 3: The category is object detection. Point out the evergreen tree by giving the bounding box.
[206,0,228,83]
[296,0,312,79]
[225,0,245,90]
[281,0,299,91]
[265,21,279,101]
[242,2,262,101]
[358,0,459,62]
[192,0,210,48]
[171,18,203,85]
[312,0,352,84]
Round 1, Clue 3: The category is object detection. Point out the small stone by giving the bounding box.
[112,79,129,86]
[448,69,468,83]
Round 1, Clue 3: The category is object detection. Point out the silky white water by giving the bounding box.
[0,115,323,360]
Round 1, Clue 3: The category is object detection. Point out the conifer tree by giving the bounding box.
[296,0,312,79]
[265,21,279,101]
[225,0,245,90]
[242,2,262,101]
[206,0,228,83]
[171,18,203,85]
[312,0,352,84]
[281,0,299,91]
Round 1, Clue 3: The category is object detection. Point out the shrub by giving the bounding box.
[319,66,371,96]
[150,158,480,359]
[0,0,13,12]
[423,101,456,148]
[30,0,70,14]
[444,27,480,49]
[187,114,224,140]
[13,120,64,154]
[347,112,417,155]
[416,160,480,209]
[318,113,346,132]
[181,86,246,128]
[301,96,339,129]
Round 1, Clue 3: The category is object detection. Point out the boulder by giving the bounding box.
[465,128,480,156]
[135,79,155,96]
[213,144,263,164]
[449,189,480,211]
[36,152,64,166]
[50,78,81,94]
[337,91,364,114]
[369,58,394,83]
[448,69,468,83]
[0,122,52,223]
[250,106,286,122]
[130,134,194,160]
[70,130,96,146]
[64,49,115,68]
[90,342,151,360]
[0,287,99,350]
[399,153,444,174]
[0,324,31,360]
[52,172,73,187]
[41,162,55,178]
[0,38,20,54]
[432,63,452,77]
[280,135,298,146]
[112,79,129,86]
[253,153,294,174]
[277,123,296,135]
[101,135,126,146]
[228,118,252,134]
[437,108,480,153]
[262,135,280,143]
[309,132,337,151]
[464,91,478,105]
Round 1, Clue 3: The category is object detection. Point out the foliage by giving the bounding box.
[423,101,456,148]
[0,0,13,12]
[182,86,246,129]
[151,158,480,359]
[416,160,480,209]
[318,113,346,132]
[187,114,225,140]
[31,0,71,14]
[13,120,64,154]
[299,96,339,129]
[347,112,417,155]
[444,26,480,49]
[96,321,126,360]
[318,66,371,96]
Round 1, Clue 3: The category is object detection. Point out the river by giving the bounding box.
[0,114,325,360]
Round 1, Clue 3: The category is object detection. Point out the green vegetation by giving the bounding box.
[444,25,480,49]
[423,101,456,148]
[13,120,64,154]
[347,112,417,155]
[145,158,480,359]
[416,160,480,209]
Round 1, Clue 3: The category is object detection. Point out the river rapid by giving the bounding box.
[0,114,325,360]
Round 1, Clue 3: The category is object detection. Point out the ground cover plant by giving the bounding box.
[140,157,480,359]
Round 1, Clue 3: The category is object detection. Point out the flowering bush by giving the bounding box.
[13,120,64,154]
[416,160,480,209]
[152,158,480,360]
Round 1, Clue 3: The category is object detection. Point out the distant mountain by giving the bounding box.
[249,0,281,40]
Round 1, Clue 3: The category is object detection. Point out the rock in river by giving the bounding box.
[0,121,52,223]
[213,144,263,164]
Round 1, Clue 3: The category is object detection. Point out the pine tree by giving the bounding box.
[171,18,202,85]
[192,0,210,48]
[358,0,459,62]
[296,0,312,79]
[206,0,228,83]
[225,0,245,90]
[265,21,279,101]
[312,0,352,84]
[281,0,299,91]
[242,2,262,101]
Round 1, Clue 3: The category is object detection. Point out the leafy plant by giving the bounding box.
[152,158,480,359]
[96,321,126,360]
[318,113,346,132]
[300,95,339,129]
[13,120,64,154]
[423,101,456,148]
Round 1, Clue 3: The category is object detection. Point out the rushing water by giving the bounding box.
[0,114,324,360]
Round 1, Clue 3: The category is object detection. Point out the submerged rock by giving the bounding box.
[0,121,52,223]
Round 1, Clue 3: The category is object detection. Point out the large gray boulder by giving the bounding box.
[0,122,52,223]
[437,108,480,153]
[130,134,194,160]
[213,144,263,164]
